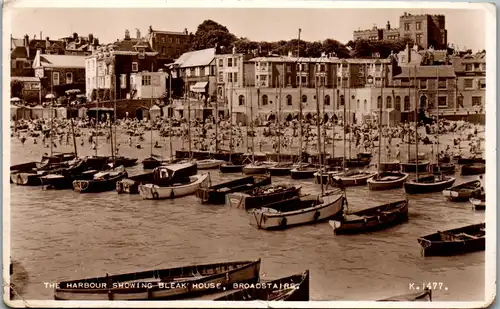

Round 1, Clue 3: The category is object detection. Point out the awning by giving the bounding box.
[190,81,208,93]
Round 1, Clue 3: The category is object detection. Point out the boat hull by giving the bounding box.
[330,200,408,234]
[267,166,292,176]
[400,161,430,173]
[249,191,344,230]
[196,159,225,170]
[219,163,244,173]
[225,186,301,210]
[142,157,163,170]
[404,177,455,195]
[461,163,485,176]
[367,172,409,191]
[54,260,261,301]
[442,180,482,202]
[331,172,376,187]
[139,174,209,199]
[73,172,128,193]
[196,176,271,204]
[290,168,316,179]
[470,196,485,210]
[10,172,44,186]
[417,223,485,256]
[242,165,270,175]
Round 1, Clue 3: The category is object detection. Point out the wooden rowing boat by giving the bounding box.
[196,175,271,204]
[225,185,301,210]
[139,174,209,200]
[73,167,128,193]
[331,171,376,188]
[417,223,485,256]
[54,260,261,300]
[214,270,309,301]
[367,172,409,191]
[219,162,245,173]
[400,160,430,173]
[116,172,154,194]
[470,194,485,210]
[378,287,432,301]
[196,159,226,170]
[404,175,455,195]
[329,199,408,235]
[242,162,276,175]
[249,190,344,230]
[461,163,486,176]
[442,180,482,202]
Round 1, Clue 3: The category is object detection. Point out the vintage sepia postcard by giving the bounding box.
[2,0,496,308]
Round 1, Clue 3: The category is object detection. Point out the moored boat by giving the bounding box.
[429,162,456,175]
[142,156,164,169]
[214,270,309,301]
[470,194,485,210]
[313,167,344,185]
[290,166,317,179]
[113,156,138,168]
[329,199,408,234]
[219,162,244,173]
[242,162,275,175]
[11,171,46,186]
[267,163,293,176]
[404,175,455,195]
[367,172,409,191]
[226,185,301,210]
[400,160,430,173]
[41,169,99,190]
[461,163,486,176]
[417,222,485,256]
[116,172,154,194]
[73,167,127,193]
[196,175,271,204]
[378,161,401,172]
[54,259,261,300]
[196,159,226,170]
[378,287,432,302]
[249,190,344,230]
[442,180,482,202]
[139,174,209,199]
[456,156,485,165]
[331,170,376,188]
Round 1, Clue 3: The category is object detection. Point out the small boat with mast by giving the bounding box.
[367,70,408,191]
[404,66,455,195]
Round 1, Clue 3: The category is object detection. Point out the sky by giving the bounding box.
[7,6,488,52]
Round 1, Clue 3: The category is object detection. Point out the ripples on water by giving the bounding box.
[9,132,485,301]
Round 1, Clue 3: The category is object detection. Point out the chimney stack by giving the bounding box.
[149,25,153,34]
[386,21,391,30]
[125,29,130,40]
[23,34,29,47]
[45,36,50,49]
[136,29,141,39]
[232,46,236,54]
[184,28,188,35]
[88,33,94,45]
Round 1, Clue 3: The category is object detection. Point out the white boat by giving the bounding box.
[249,190,344,229]
[367,172,409,191]
[242,162,276,175]
[139,174,209,199]
[195,159,226,170]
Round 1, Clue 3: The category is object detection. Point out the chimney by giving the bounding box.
[386,21,390,30]
[184,28,188,35]
[24,34,29,47]
[88,33,94,45]
[124,29,130,40]
[149,25,153,34]
[45,36,50,49]
[232,46,236,54]
[136,28,141,39]
[73,32,78,40]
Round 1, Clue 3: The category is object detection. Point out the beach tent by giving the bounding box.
[149,105,162,120]
[78,107,88,118]
[56,107,68,119]
[42,106,56,119]
[382,108,401,126]
[17,106,32,120]
[31,105,44,119]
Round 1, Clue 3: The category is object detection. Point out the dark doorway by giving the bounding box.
[136,108,143,120]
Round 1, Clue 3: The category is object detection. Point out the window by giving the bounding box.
[239,95,245,106]
[233,73,238,83]
[301,76,307,85]
[87,77,90,85]
[176,38,180,44]
[404,96,410,111]
[472,96,482,106]
[302,95,307,103]
[480,79,486,89]
[324,95,330,105]
[377,96,382,109]
[482,63,486,71]
[218,71,223,82]
[438,96,447,107]
[161,47,166,55]
[23,61,31,68]
[161,37,165,43]
[228,58,233,67]
[92,77,96,87]
[416,34,422,45]
[120,74,126,89]
[438,78,447,89]
[420,79,427,89]
[404,23,410,31]
[474,63,480,70]
[234,57,238,67]
[287,64,291,73]
[287,95,292,105]
[357,99,360,109]
[395,96,401,111]
[262,94,268,105]
[464,78,474,89]
[320,64,325,72]
[195,67,200,77]
[228,72,233,83]
[465,64,473,71]
[186,68,191,77]
[416,22,422,30]
[132,62,138,72]
[204,67,209,76]
[138,48,145,59]
[142,75,151,86]
[219,59,223,67]
[457,95,464,108]
[386,96,392,109]
[66,72,73,84]
[169,37,173,43]
[364,99,367,111]
[99,76,104,88]
[52,72,60,86]
[339,95,344,106]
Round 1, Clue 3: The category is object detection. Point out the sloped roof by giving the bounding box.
[152,29,188,36]
[419,50,448,62]
[394,66,456,79]
[40,54,86,68]
[11,38,24,49]
[174,48,215,68]
[12,76,40,82]
[11,46,28,59]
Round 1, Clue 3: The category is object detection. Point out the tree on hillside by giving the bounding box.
[322,39,351,58]
[191,20,237,51]
[11,80,24,99]
[350,37,413,58]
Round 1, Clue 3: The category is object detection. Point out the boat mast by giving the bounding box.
[69,110,78,157]
[251,87,256,164]
[168,67,173,160]
[277,75,282,164]
[214,77,218,154]
[414,65,419,180]
[436,67,440,173]
[95,61,99,157]
[185,75,192,159]
[342,62,346,172]
[315,64,324,194]
[150,64,154,158]
[322,75,326,165]
[407,72,411,163]
[50,68,53,157]
[229,76,233,161]
[332,84,335,163]
[378,66,383,173]
[297,28,303,164]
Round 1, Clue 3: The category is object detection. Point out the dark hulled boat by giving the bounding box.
[329,199,408,234]
[400,160,430,173]
[214,270,309,301]
[429,163,456,175]
[113,156,138,168]
[456,156,485,165]
[142,156,164,169]
[116,172,154,194]
[196,175,271,204]
[219,161,245,173]
[267,163,293,176]
[470,194,485,210]
[417,223,485,256]
[442,180,482,202]
[290,166,317,179]
[461,163,485,176]
[73,167,128,193]
[331,170,376,188]
[54,260,261,300]
[226,185,301,210]
[404,175,455,195]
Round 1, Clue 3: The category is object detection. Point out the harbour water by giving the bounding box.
[9,129,485,301]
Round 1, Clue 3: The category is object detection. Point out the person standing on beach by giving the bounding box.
[395,144,400,160]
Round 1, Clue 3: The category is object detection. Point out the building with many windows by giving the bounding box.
[451,51,486,113]
[147,26,192,66]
